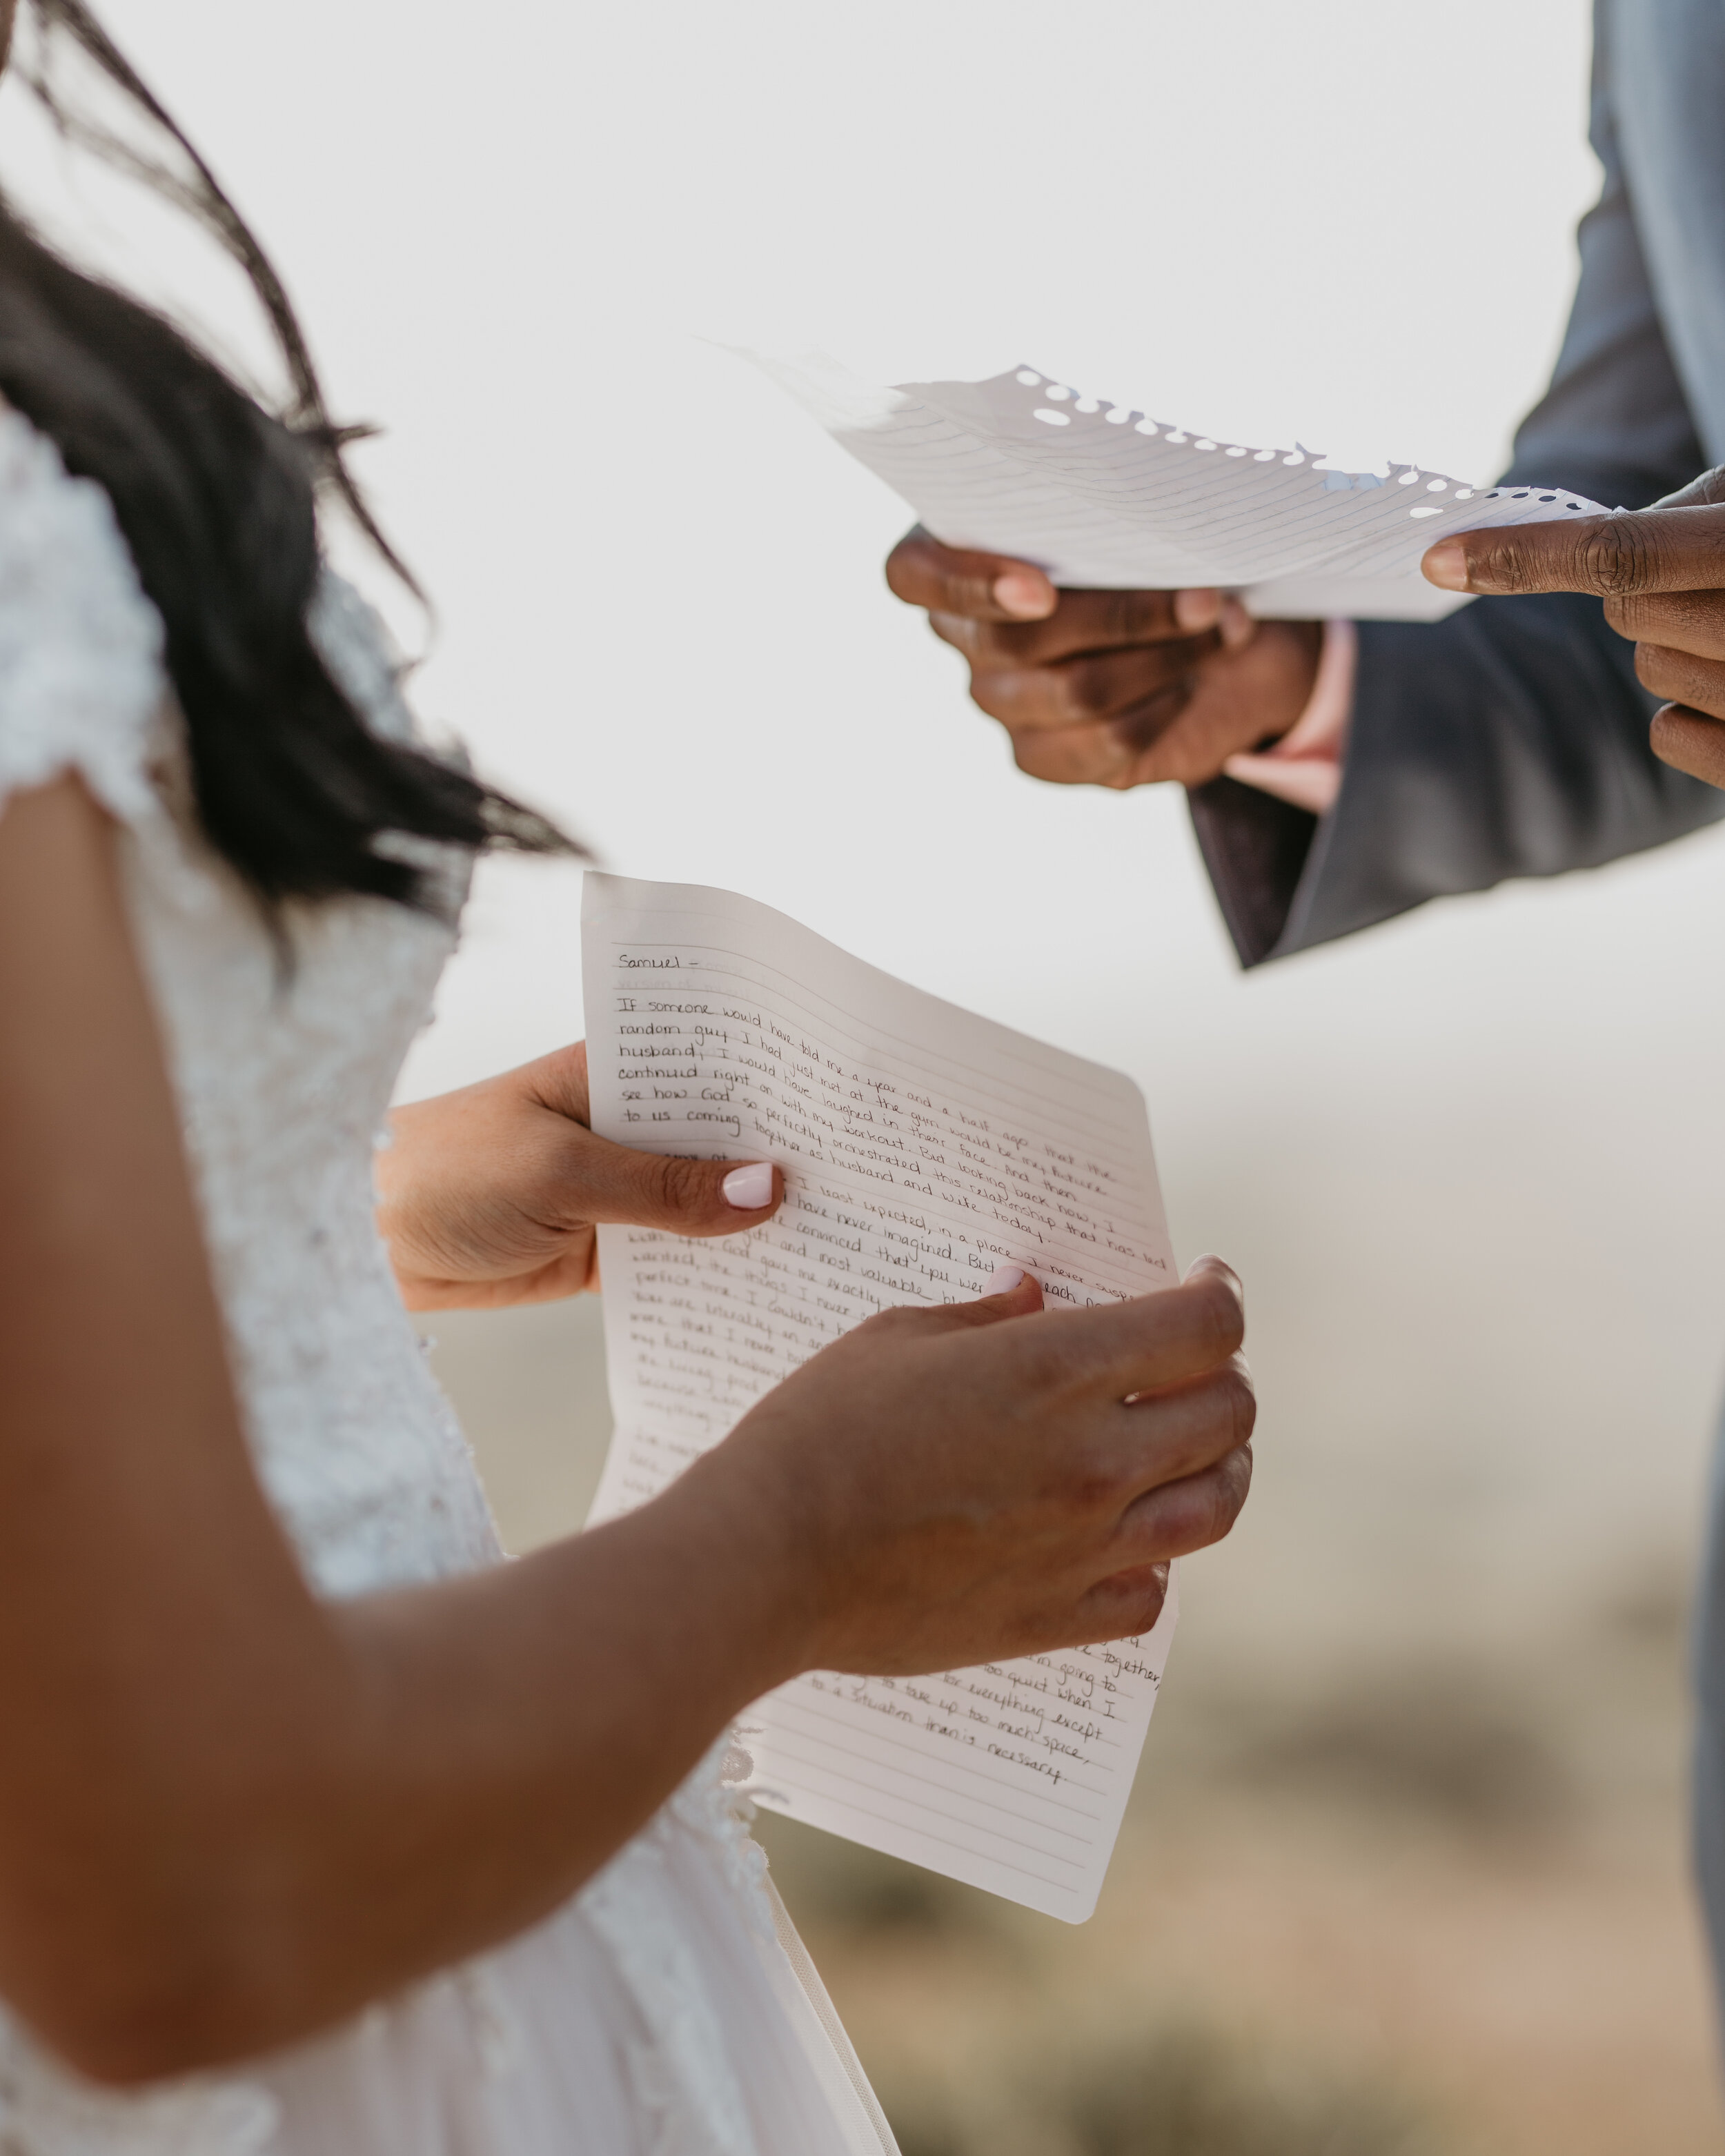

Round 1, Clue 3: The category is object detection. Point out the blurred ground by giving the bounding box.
[423,1174,1725,2156]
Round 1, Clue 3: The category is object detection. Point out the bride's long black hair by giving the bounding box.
[1,0,569,909]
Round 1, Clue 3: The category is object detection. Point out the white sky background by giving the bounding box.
[18,0,1725,1650]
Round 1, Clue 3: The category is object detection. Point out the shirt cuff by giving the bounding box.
[1221,617,1357,817]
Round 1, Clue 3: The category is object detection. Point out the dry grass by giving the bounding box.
[873,2022,1446,2156]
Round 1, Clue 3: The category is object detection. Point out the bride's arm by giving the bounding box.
[0,774,1253,2086]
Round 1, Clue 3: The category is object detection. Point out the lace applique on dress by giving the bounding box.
[672,1739,774,1941]
[581,1831,760,2156]
[0,408,164,826]
[0,2030,279,2156]
[573,1737,780,2156]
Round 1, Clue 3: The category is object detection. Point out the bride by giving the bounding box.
[0,3,1256,2148]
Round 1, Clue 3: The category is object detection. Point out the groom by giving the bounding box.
[883,0,1725,2028]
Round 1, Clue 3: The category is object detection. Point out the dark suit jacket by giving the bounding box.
[1191,0,1725,969]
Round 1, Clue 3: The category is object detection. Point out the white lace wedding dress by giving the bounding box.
[0,408,898,2156]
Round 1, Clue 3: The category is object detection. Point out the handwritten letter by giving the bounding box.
[582,873,1180,1921]
[748,351,1610,623]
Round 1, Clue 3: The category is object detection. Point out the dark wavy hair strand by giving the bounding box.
[0,0,571,909]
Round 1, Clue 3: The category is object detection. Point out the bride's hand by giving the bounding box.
[682,1256,1255,1673]
[376,1042,781,1310]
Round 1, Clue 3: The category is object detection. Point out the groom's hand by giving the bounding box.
[377,1043,781,1311]
[1422,468,1725,789]
[884,526,1322,789]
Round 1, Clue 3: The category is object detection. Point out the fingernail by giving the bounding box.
[1421,538,1470,591]
[1219,595,1255,648]
[984,1263,1026,1294]
[722,1163,774,1209]
[993,569,1052,619]
[1174,587,1222,632]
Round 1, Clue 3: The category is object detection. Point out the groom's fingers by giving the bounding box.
[886,528,1058,623]
[1649,705,1725,789]
[1631,641,1725,722]
[1422,502,1725,600]
[1601,587,1725,659]
[1421,486,1725,803]
[888,526,1229,661]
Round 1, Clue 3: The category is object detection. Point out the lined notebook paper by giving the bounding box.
[750,353,1609,621]
[583,871,1179,1921]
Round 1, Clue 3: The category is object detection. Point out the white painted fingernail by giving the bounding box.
[722,1163,774,1209]
[985,1264,1026,1294]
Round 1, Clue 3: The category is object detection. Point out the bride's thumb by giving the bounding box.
[922,1265,1046,1331]
[571,1136,783,1238]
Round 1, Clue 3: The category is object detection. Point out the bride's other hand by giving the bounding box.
[377,1042,781,1310]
